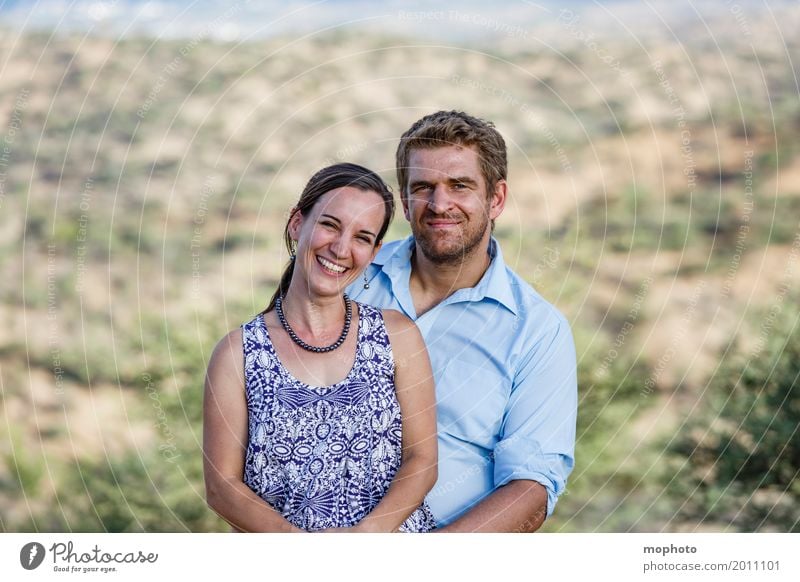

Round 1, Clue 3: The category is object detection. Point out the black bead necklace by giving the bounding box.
[275,294,352,353]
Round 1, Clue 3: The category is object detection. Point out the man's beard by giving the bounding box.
[414,211,490,266]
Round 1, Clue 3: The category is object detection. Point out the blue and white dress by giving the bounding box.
[242,302,435,532]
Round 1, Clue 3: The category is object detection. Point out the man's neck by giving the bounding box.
[409,238,493,317]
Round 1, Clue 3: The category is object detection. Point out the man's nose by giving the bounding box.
[427,183,452,214]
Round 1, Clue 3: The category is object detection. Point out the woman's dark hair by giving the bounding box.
[262,163,394,313]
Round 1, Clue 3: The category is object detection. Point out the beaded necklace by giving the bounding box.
[274,294,352,353]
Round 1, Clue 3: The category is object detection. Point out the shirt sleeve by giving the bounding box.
[493,314,578,517]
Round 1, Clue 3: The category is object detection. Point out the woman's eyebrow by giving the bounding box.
[321,213,377,237]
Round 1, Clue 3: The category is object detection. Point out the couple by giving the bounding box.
[203,110,578,533]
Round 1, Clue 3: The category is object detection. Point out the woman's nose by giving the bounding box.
[328,234,350,258]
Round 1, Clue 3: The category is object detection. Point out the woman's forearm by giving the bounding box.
[206,476,303,533]
[354,453,437,533]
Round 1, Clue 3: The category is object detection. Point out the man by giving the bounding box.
[348,110,577,532]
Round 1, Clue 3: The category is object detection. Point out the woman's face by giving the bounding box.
[288,186,386,299]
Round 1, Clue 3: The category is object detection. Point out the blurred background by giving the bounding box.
[0,0,798,532]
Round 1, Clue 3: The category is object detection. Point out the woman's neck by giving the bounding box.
[280,284,347,337]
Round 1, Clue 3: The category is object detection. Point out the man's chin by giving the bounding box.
[415,225,490,260]
[417,240,473,265]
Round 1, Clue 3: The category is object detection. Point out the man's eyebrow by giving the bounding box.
[409,177,479,186]
[448,176,479,185]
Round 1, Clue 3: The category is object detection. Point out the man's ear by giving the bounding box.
[489,179,507,221]
[370,240,383,262]
[287,207,303,240]
[401,191,411,222]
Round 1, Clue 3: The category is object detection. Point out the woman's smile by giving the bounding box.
[316,255,348,276]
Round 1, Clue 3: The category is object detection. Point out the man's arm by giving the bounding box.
[440,314,577,533]
[434,480,548,533]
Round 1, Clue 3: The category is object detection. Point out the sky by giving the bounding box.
[0,0,778,42]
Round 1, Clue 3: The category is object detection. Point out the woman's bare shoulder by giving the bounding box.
[380,309,426,360]
[380,308,416,334]
[206,327,245,382]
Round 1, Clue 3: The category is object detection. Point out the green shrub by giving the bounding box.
[38,448,226,532]
[543,324,654,531]
[665,300,800,531]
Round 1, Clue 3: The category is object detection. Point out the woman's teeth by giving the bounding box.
[318,257,347,274]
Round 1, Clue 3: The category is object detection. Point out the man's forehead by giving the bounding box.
[408,144,481,173]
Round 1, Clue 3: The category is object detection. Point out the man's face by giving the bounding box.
[403,145,505,265]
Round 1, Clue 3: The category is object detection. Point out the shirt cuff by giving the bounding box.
[494,452,573,517]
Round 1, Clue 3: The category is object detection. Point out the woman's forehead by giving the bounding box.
[312,187,385,220]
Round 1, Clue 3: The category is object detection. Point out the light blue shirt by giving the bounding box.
[347,236,577,527]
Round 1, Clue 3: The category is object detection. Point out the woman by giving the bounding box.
[203,163,438,532]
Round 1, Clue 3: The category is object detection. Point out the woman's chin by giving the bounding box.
[306,279,351,299]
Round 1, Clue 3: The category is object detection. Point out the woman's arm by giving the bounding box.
[350,309,438,532]
[203,328,303,533]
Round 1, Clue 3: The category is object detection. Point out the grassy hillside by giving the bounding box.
[1,9,799,531]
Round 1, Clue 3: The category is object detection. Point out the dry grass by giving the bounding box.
[1,9,799,530]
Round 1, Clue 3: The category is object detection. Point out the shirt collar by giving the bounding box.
[478,238,519,315]
[377,235,519,316]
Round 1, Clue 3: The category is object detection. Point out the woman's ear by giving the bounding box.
[287,207,303,241]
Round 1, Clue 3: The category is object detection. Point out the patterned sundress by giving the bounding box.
[242,301,435,532]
